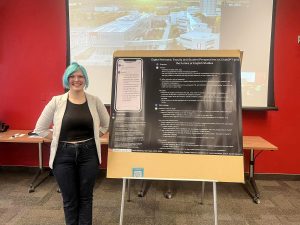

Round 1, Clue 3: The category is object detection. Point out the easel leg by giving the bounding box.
[213,182,218,225]
[120,178,126,225]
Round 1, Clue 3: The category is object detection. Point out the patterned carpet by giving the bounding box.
[0,168,299,225]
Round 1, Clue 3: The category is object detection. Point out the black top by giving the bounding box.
[59,99,94,142]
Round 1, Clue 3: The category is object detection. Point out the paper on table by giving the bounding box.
[28,136,43,139]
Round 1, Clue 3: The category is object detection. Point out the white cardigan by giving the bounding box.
[34,92,110,168]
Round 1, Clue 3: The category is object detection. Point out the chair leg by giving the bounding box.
[164,181,173,199]
[127,179,131,202]
[200,181,205,204]
[138,180,146,197]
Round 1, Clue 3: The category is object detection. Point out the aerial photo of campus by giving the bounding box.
[69,0,270,107]
[69,0,250,66]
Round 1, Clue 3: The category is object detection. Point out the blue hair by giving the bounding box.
[62,62,89,89]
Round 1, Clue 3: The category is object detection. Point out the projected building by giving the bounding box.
[177,31,219,49]
[91,12,151,54]
[199,0,218,16]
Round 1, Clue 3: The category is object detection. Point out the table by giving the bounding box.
[135,136,278,203]
[0,130,44,192]
[243,136,278,203]
[0,130,110,192]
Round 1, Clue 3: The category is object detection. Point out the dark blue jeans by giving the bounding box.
[53,138,99,225]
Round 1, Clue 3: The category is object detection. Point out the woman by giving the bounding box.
[34,62,109,225]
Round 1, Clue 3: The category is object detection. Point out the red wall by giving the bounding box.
[243,0,300,174]
[0,0,300,174]
[0,0,65,166]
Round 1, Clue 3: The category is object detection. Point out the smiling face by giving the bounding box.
[68,70,86,92]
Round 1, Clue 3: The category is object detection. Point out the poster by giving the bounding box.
[109,54,242,156]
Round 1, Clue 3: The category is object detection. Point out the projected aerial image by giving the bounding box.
[69,0,239,66]
[69,0,272,107]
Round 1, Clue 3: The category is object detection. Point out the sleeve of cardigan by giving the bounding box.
[96,97,110,135]
[33,97,56,137]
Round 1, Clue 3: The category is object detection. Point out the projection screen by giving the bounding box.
[68,0,276,109]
